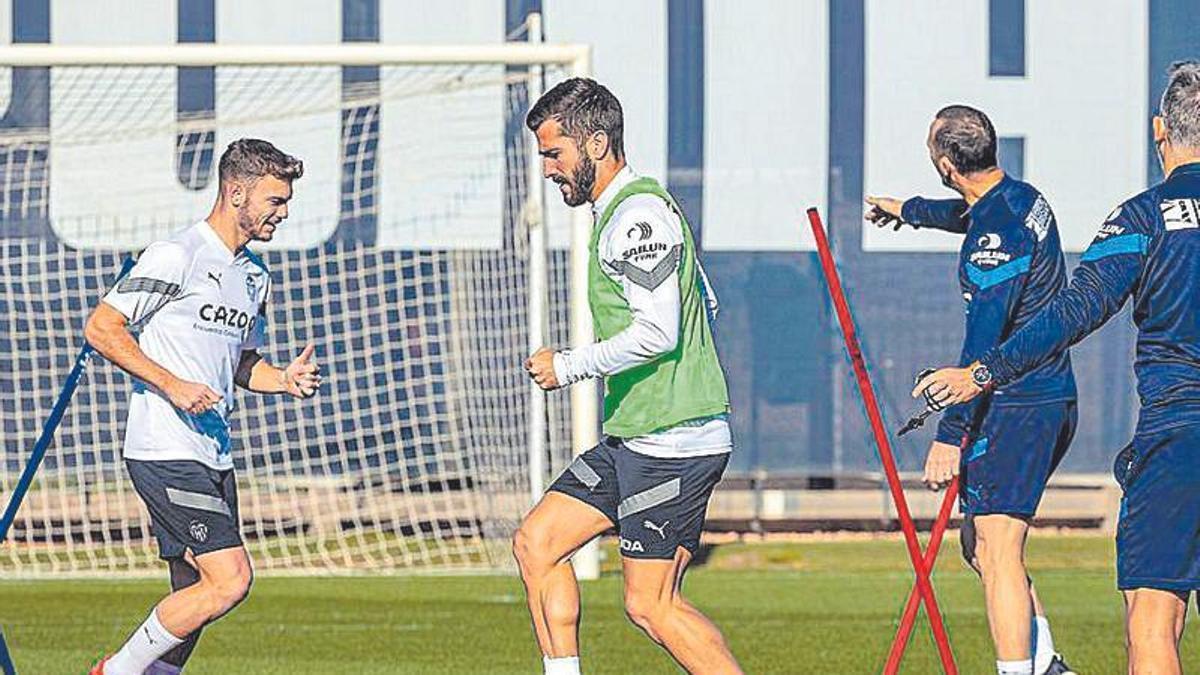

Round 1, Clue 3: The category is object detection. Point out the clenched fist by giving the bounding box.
[525,347,560,391]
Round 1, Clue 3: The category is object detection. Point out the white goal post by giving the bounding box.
[0,33,600,577]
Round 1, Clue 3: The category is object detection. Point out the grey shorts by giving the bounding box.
[126,459,242,560]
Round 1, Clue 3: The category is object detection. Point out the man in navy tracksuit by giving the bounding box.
[868,105,1076,675]
[917,63,1200,674]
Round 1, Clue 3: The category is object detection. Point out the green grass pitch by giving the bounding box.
[2,534,1196,673]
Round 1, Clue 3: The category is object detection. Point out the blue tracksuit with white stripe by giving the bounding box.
[904,174,1077,516]
[981,162,1200,591]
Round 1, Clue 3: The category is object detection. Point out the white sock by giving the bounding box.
[543,655,581,675]
[997,659,1034,675]
[1033,616,1056,674]
[104,609,185,675]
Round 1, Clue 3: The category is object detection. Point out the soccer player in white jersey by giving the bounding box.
[516,79,741,674]
[86,139,320,675]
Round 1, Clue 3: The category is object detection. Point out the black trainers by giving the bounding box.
[1041,654,1077,675]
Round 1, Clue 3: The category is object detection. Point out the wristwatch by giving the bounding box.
[971,363,993,390]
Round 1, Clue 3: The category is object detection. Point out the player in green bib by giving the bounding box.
[515,78,741,675]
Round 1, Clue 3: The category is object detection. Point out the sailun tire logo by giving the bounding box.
[977,233,1002,250]
[622,242,669,262]
[626,222,653,241]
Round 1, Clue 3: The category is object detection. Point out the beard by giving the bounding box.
[558,155,596,207]
[238,205,274,242]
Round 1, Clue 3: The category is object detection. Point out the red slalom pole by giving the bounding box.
[885,475,961,673]
[807,208,957,674]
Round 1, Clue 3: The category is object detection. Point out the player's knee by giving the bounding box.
[972,522,1024,573]
[512,523,548,573]
[1126,613,1176,649]
[208,565,253,616]
[1127,596,1182,647]
[973,535,1020,573]
[623,591,668,638]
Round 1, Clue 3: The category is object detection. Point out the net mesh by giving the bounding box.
[0,58,578,576]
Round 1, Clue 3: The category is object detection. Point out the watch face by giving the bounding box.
[972,365,992,386]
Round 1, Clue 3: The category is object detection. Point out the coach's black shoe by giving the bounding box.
[1040,654,1077,675]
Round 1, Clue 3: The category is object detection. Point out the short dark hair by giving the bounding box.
[526,77,624,159]
[1161,61,1200,148]
[218,138,304,185]
[931,105,998,174]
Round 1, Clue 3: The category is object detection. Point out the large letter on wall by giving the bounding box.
[216,0,341,249]
[703,0,828,251]
[49,0,207,249]
[377,0,505,250]
[50,0,341,250]
[863,0,1146,252]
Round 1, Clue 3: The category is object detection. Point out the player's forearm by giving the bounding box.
[902,197,969,233]
[985,295,1098,386]
[85,317,180,393]
[555,268,683,386]
[241,357,288,394]
[554,318,678,385]
[984,262,1133,385]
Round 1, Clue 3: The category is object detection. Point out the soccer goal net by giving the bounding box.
[0,37,597,576]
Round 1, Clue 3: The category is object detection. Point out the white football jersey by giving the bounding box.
[102,221,271,470]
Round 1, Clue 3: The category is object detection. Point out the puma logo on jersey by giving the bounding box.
[207,271,222,288]
[642,519,669,540]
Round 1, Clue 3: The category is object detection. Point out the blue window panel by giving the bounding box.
[998,135,1025,181]
[667,0,704,240]
[989,0,1025,77]
[13,0,49,43]
[336,0,381,243]
[1148,0,1193,183]
[178,0,214,42]
[0,0,50,237]
[176,0,215,191]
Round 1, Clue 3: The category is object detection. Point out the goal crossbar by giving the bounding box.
[0,43,590,67]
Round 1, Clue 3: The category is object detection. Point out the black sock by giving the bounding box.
[158,558,204,668]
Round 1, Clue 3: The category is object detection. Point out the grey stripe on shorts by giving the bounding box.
[165,487,232,517]
[568,457,602,490]
[617,478,681,520]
